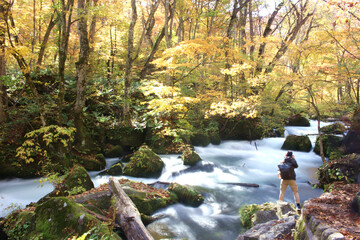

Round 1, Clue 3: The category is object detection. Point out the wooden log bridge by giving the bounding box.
[109,177,154,240]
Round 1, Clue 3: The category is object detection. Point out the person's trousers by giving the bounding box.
[279,179,300,204]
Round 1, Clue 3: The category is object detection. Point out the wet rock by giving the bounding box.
[320,122,346,135]
[281,134,312,152]
[181,147,201,166]
[168,183,204,207]
[123,145,164,178]
[287,114,310,126]
[237,215,297,240]
[99,162,123,176]
[3,197,121,239]
[44,165,94,199]
[172,162,216,177]
[191,133,211,147]
[104,145,124,158]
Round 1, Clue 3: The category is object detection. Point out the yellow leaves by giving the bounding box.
[206,96,259,119]
[221,63,253,77]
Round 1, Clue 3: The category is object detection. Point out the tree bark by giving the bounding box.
[307,85,326,164]
[57,0,74,124]
[5,1,46,126]
[109,177,154,240]
[123,0,137,124]
[74,0,91,149]
[255,1,284,73]
[0,0,8,124]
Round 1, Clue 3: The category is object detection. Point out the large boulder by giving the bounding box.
[46,165,94,198]
[314,135,343,158]
[343,106,360,153]
[120,179,177,215]
[190,133,211,147]
[281,135,312,152]
[181,147,201,166]
[320,122,346,135]
[237,216,298,240]
[343,130,360,154]
[239,201,297,229]
[123,145,164,178]
[351,191,360,214]
[104,145,124,158]
[168,183,204,207]
[3,197,121,239]
[216,117,264,141]
[99,162,123,176]
[287,114,310,126]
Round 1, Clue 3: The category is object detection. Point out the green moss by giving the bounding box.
[314,135,343,158]
[191,133,211,147]
[5,197,118,239]
[123,145,164,178]
[49,165,94,197]
[100,162,123,176]
[181,147,201,166]
[320,123,346,135]
[168,183,204,207]
[281,135,312,152]
[239,204,262,229]
[104,145,124,158]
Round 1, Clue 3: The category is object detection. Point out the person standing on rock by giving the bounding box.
[278,151,301,211]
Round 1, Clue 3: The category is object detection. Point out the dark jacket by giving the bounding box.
[280,156,298,180]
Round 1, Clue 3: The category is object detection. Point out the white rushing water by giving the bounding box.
[0,120,332,240]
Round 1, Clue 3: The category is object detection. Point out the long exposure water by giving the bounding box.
[0,121,331,239]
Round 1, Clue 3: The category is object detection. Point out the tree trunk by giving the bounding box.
[123,0,137,124]
[0,1,7,124]
[109,177,154,240]
[5,1,46,126]
[307,85,326,164]
[57,0,74,124]
[74,0,91,149]
[255,1,284,73]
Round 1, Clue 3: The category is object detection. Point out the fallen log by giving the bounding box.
[222,182,259,188]
[109,177,154,240]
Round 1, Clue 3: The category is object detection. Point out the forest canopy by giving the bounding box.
[0,0,359,167]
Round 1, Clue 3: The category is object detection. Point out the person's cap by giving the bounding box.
[286,151,293,156]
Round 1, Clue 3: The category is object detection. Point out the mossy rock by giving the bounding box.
[122,185,177,215]
[216,117,264,140]
[181,147,201,166]
[281,135,312,152]
[191,133,211,147]
[320,123,346,135]
[314,135,343,158]
[49,165,94,197]
[78,154,106,171]
[210,132,221,145]
[239,202,297,229]
[123,145,164,178]
[3,211,35,239]
[4,197,121,239]
[287,114,310,127]
[104,145,124,158]
[100,162,123,176]
[168,183,204,207]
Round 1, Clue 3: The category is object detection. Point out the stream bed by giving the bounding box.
[0,121,330,239]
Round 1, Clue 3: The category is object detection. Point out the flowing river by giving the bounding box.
[0,121,331,239]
